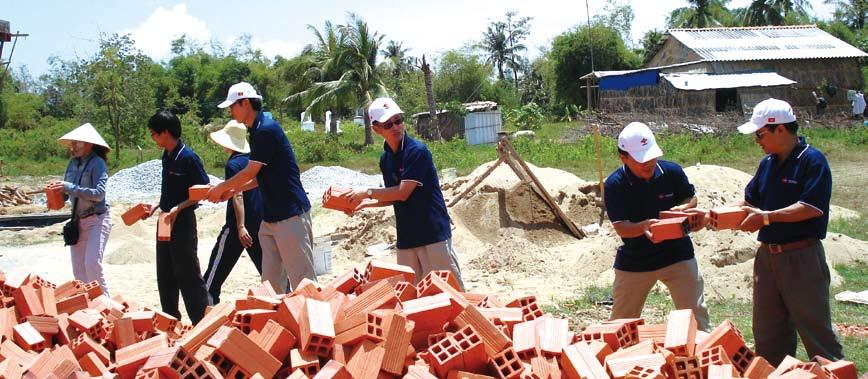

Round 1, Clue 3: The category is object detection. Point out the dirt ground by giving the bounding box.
[0,162,866,323]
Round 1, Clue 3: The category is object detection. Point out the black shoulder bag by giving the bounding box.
[63,157,93,246]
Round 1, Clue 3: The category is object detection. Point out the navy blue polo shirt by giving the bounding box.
[744,138,831,244]
[604,160,696,272]
[380,134,451,249]
[225,153,264,232]
[159,140,210,212]
[248,112,311,222]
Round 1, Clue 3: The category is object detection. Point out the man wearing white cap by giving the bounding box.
[734,98,843,365]
[603,122,710,331]
[47,123,113,295]
[202,120,264,304]
[207,82,315,293]
[346,97,465,290]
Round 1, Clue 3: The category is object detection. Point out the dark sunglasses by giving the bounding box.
[375,115,403,130]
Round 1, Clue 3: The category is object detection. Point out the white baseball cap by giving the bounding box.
[368,97,403,124]
[618,122,663,163]
[738,98,796,134]
[217,82,263,108]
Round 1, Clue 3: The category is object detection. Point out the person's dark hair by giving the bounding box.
[93,145,109,162]
[148,110,182,139]
[618,148,629,157]
[768,121,799,135]
[249,98,262,112]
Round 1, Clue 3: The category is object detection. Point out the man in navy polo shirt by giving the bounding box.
[142,110,211,324]
[604,122,710,331]
[734,98,843,365]
[202,120,264,304]
[207,82,315,294]
[347,98,465,290]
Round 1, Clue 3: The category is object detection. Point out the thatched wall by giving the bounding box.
[599,81,716,116]
[413,113,463,141]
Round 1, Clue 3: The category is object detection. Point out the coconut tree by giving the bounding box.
[668,0,731,28]
[287,13,388,144]
[743,0,811,25]
[479,21,510,80]
[826,0,868,30]
[381,40,411,93]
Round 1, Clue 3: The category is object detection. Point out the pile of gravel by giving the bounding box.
[106,160,222,205]
[302,166,383,205]
[105,161,381,207]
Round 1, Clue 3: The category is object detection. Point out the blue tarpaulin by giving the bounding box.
[599,70,659,91]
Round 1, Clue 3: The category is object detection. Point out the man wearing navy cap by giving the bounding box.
[735,98,843,365]
[604,122,710,331]
[346,97,465,290]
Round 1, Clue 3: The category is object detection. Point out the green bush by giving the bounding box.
[504,102,545,130]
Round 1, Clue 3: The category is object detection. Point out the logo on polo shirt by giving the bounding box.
[781,177,798,184]
[658,193,674,199]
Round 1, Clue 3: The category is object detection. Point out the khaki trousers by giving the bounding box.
[397,239,465,291]
[611,258,710,332]
[259,211,316,293]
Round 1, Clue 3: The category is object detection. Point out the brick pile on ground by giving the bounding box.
[0,264,859,379]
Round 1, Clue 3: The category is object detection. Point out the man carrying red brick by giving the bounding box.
[734,98,843,365]
[345,97,465,291]
[604,122,710,331]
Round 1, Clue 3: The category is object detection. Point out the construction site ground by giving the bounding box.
[1,160,866,320]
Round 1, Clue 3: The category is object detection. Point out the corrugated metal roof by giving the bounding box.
[662,72,796,91]
[579,60,705,80]
[668,25,867,61]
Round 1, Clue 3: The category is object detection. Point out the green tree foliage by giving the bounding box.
[434,50,492,104]
[548,24,639,109]
[667,0,733,28]
[594,0,635,46]
[288,13,389,145]
[743,0,812,26]
[638,29,665,63]
[826,0,868,30]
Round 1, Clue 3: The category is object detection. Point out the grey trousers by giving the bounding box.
[753,240,844,366]
[397,239,466,291]
[259,211,316,294]
[611,258,711,332]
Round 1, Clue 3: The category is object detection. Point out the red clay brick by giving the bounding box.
[36,286,58,316]
[157,212,172,241]
[78,351,111,376]
[423,270,463,292]
[453,304,512,359]
[206,326,281,378]
[707,363,738,379]
[381,312,414,376]
[115,333,169,379]
[673,356,703,379]
[648,217,689,242]
[403,292,460,332]
[488,346,524,379]
[121,203,149,226]
[346,339,386,379]
[426,332,465,376]
[70,332,111,365]
[697,319,754,374]
[334,311,384,346]
[342,279,399,319]
[250,319,295,362]
[603,318,644,347]
[606,353,668,379]
[453,324,488,373]
[187,184,211,201]
[709,206,747,230]
[512,320,538,360]
[395,281,418,302]
[580,323,631,352]
[323,186,355,213]
[13,283,44,318]
[313,359,352,379]
[329,268,366,295]
[699,345,733,377]
[232,309,277,334]
[276,294,305,337]
[177,301,235,353]
[823,359,857,379]
[626,365,665,379]
[538,317,570,358]
[664,309,697,357]
[299,298,335,357]
[45,186,64,210]
[743,356,776,379]
[506,296,545,322]
[777,368,819,379]
[0,308,15,341]
[12,322,47,351]
[366,260,416,283]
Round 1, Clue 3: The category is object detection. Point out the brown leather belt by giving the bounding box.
[761,239,819,254]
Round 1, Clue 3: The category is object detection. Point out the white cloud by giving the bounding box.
[126,4,210,60]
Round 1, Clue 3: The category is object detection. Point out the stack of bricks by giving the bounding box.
[0,265,860,379]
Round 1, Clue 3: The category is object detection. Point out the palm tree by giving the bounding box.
[743,0,811,25]
[826,0,868,30]
[381,40,410,93]
[287,13,388,145]
[478,22,510,80]
[668,0,731,28]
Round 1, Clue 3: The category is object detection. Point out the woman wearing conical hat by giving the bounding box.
[46,123,113,295]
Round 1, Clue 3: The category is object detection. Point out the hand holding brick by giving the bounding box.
[322,186,357,213]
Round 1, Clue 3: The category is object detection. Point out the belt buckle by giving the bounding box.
[768,243,784,254]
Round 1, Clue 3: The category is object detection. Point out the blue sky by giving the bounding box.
[4,0,835,78]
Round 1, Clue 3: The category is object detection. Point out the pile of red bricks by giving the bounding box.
[0,262,859,379]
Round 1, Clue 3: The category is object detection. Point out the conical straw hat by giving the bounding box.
[58,123,111,150]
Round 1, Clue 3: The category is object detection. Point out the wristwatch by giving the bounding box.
[762,211,770,226]
[366,189,373,199]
